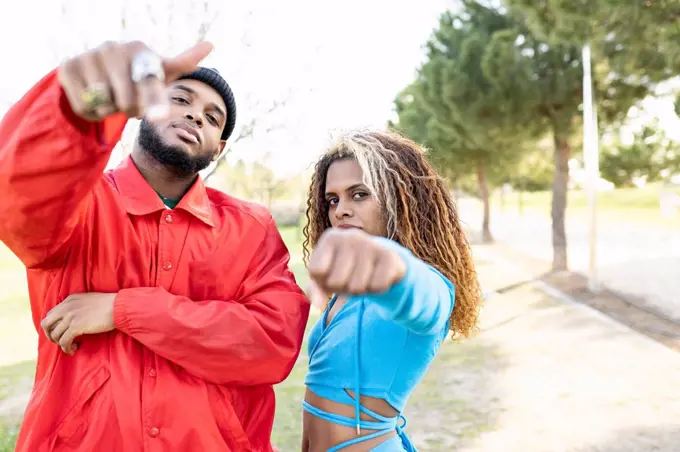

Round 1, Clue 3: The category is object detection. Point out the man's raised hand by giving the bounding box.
[58,40,213,122]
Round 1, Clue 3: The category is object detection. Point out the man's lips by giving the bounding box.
[172,124,200,144]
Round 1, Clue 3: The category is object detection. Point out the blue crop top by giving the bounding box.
[303,237,455,451]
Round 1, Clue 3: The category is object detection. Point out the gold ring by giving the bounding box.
[80,83,111,110]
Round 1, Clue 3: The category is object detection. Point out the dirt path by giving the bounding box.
[403,245,680,452]
[459,198,680,322]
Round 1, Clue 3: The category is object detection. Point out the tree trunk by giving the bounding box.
[518,189,524,215]
[551,130,570,271]
[267,186,274,209]
[477,163,493,243]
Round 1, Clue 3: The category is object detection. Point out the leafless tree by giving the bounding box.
[3,0,306,176]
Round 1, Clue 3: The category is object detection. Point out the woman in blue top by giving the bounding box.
[300,130,482,451]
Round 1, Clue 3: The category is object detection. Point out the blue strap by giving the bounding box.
[395,415,418,452]
[303,298,419,451]
[354,301,364,434]
[302,401,400,451]
[302,401,394,430]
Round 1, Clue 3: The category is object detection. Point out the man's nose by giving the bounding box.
[184,112,203,127]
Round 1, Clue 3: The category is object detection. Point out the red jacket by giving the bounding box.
[0,70,310,452]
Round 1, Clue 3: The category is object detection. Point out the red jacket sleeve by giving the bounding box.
[113,217,311,386]
[0,69,127,269]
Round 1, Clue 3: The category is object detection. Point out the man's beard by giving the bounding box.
[137,119,216,177]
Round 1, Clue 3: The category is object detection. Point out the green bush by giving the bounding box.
[271,204,304,228]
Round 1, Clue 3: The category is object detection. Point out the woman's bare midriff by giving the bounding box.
[302,387,400,452]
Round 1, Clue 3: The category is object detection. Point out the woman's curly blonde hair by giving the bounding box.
[302,129,482,338]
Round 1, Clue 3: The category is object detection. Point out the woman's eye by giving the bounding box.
[353,192,368,200]
[172,97,188,104]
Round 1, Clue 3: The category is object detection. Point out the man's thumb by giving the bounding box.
[163,41,214,80]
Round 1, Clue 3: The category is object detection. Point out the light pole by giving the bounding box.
[582,42,601,292]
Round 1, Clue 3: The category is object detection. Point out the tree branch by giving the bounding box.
[203,95,290,181]
[196,0,220,41]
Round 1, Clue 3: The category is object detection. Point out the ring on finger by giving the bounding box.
[80,82,113,111]
[131,50,166,84]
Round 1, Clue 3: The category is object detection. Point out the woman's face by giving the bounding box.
[324,159,386,237]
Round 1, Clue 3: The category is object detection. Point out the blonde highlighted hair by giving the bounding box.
[303,129,482,338]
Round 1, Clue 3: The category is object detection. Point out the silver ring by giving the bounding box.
[131,50,165,84]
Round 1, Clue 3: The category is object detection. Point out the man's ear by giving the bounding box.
[214,140,228,161]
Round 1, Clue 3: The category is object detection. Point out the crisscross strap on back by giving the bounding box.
[302,400,416,451]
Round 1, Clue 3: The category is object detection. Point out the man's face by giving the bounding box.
[137,78,228,176]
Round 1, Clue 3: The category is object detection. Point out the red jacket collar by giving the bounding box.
[111,156,215,227]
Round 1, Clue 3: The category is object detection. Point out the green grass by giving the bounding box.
[0,361,35,403]
[272,226,313,450]
[279,225,310,288]
[494,183,680,227]
[0,295,36,369]
[279,225,305,254]
[271,311,319,451]
[0,242,33,450]
[0,360,35,452]
[0,422,19,452]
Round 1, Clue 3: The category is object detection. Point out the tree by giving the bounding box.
[210,158,253,199]
[41,0,295,175]
[393,80,504,243]
[507,0,680,76]
[504,145,554,192]
[600,120,679,187]
[466,0,675,270]
[481,25,582,269]
[392,4,536,243]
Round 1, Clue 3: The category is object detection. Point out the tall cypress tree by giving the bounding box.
[392,4,534,243]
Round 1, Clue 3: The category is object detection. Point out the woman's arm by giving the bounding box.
[307,229,455,336]
[363,237,455,335]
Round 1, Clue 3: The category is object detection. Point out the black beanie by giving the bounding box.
[177,67,236,141]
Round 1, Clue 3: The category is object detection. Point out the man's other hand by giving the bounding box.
[41,293,116,355]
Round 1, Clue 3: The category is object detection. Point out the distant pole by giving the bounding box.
[582,42,601,292]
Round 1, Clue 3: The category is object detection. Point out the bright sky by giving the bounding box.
[0,0,450,177]
[1,0,678,178]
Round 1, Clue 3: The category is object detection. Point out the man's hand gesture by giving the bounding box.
[58,40,213,121]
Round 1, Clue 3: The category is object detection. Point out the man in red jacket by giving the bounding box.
[0,40,310,451]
